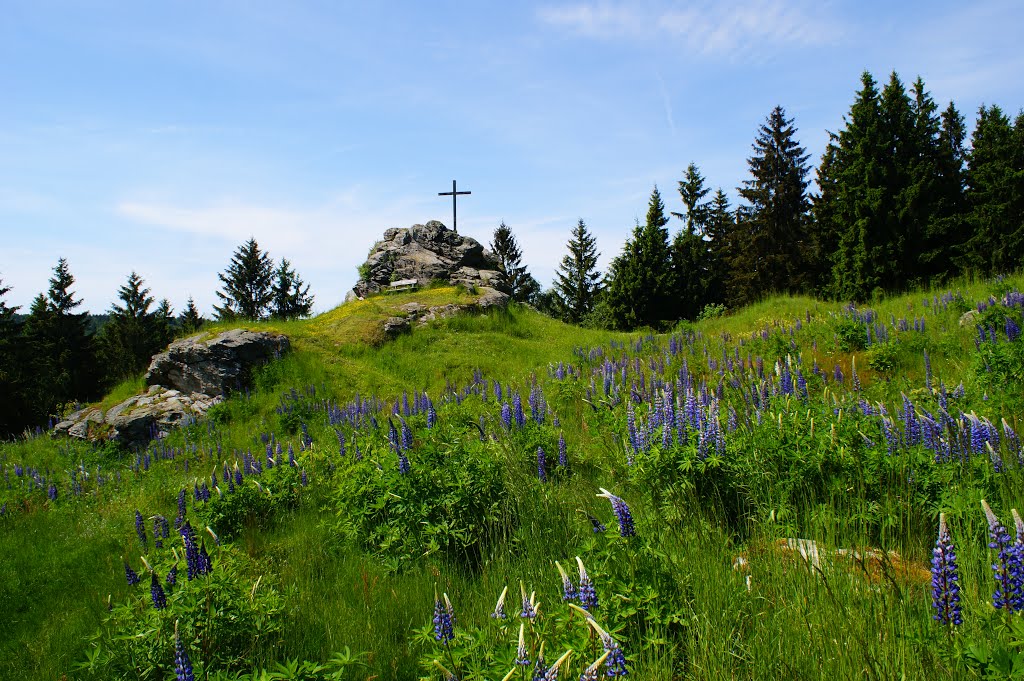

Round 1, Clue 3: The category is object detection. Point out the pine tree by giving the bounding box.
[179,297,204,334]
[153,299,175,348]
[704,189,734,305]
[671,163,712,235]
[669,223,707,320]
[215,238,274,320]
[0,276,24,436]
[270,258,315,320]
[553,219,602,324]
[490,222,535,303]
[961,105,1024,274]
[605,187,674,329]
[98,272,161,382]
[732,106,812,306]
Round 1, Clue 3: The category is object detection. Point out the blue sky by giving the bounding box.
[1,0,1021,315]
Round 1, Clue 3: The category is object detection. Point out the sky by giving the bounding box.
[1,0,1022,316]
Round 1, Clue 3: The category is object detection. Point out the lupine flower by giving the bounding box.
[557,432,569,471]
[490,586,508,619]
[536,650,571,681]
[931,513,962,626]
[124,562,141,586]
[135,510,147,547]
[1007,317,1021,342]
[598,488,636,538]
[588,515,607,533]
[174,621,195,681]
[432,589,454,643]
[500,403,512,430]
[579,651,611,681]
[1011,509,1024,612]
[537,447,547,482]
[150,571,167,610]
[515,622,530,666]
[47,483,57,501]
[556,561,577,601]
[398,450,410,474]
[532,643,547,681]
[982,500,1020,611]
[576,556,598,611]
[520,581,538,619]
[432,660,458,681]
[586,618,628,677]
[166,563,178,586]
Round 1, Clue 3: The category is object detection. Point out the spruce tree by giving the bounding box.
[732,106,812,306]
[153,299,175,348]
[98,272,161,383]
[961,105,1024,274]
[270,258,315,320]
[490,222,535,303]
[215,238,274,320]
[671,163,712,234]
[179,297,204,334]
[0,276,24,436]
[669,163,714,319]
[605,187,674,329]
[704,189,734,305]
[553,219,602,324]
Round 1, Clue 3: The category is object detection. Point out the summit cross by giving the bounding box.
[438,180,471,233]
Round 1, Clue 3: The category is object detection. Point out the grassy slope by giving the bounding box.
[1,276,1023,680]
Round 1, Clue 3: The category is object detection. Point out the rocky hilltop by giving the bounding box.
[351,220,508,298]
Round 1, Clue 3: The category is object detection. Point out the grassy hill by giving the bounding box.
[2,278,1023,680]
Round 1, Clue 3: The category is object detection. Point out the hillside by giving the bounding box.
[2,277,1023,680]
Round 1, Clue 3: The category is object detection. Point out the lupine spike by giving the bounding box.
[491,586,508,619]
[931,513,962,626]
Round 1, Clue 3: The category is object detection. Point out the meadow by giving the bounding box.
[1,278,1023,680]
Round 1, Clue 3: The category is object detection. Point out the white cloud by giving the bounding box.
[537,0,842,56]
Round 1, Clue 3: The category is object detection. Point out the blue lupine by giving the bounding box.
[923,349,933,391]
[398,450,410,475]
[537,447,547,482]
[501,402,512,430]
[47,483,57,501]
[427,398,437,429]
[166,564,178,586]
[400,418,413,450]
[490,586,508,620]
[982,500,1021,611]
[1011,509,1024,612]
[557,432,569,471]
[174,622,195,681]
[432,591,454,642]
[599,488,636,538]
[124,562,141,586]
[556,561,577,601]
[586,619,628,678]
[588,515,607,533]
[1007,317,1021,342]
[516,622,530,666]
[151,571,167,610]
[931,513,962,626]
[135,510,147,547]
[519,582,538,619]
[576,556,598,611]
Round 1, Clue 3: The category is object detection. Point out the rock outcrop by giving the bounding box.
[352,220,508,298]
[54,330,289,447]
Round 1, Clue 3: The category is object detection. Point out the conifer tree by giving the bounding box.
[0,276,24,436]
[731,106,812,306]
[961,105,1024,273]
[669,163,714,319]
[490,222,535,303]
[270,258,315,320]
[605,187,674,329]
[98,272,161,382]
[671,163,712,234]
[704,189,734,305]
[153,298,175,348]
[215,238,274,320]
[553,219,602,324]
[179,297,204,334]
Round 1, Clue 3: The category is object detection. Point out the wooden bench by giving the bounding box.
[388,278,419,293]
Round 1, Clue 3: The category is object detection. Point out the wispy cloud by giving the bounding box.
[537,0,842,57]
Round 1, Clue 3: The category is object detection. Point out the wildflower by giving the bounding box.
[557,432,569,471]
[124,561,141,586]
[576,556,598,611]
[597,488,636,538]
[537,650,572,681]
[537,447,548,482]
[432,589,454,643]
[588,515,606,533]
[432,660,458,681]
[490,586,508,619]
[398,450,410,475]
[174,621,195,681]
[1007,317,1021,342]
[166,563,178,586]
[579,651,611,681]
[982,500,1020,611]
[931,513,962,626]
[532,643,547,681]
[47,483,57,502]
[135,510,147,547]
[556,561,577,601]
[516,622,530,666]
[150,571,167,610]
[586,618,628,677]
[520,581,538,619]
[501,402,512,430]
[1011,509,1024,612]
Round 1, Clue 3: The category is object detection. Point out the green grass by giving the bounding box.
[2,275,1024,680]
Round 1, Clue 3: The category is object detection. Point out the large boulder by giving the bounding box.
[145,329,290,397]
[54,329,289,447]
[353,220,508,297]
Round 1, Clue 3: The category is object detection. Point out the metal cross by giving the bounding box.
[438,180,471,233]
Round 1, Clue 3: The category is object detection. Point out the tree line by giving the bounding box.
[0,238,312,437]
[490,70,1023,330]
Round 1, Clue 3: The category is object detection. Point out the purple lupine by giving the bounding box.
[588,515,607,533]
[923,349,933,391]
[174,622,195,681]
[490,586,508,620]
[586,619,628,678]
[400,418,413,451]
[500,402,512,430]
[427,398,437,429]
[556,561,577,601]
[176,489,186,528]
[557,432,569,471]
[598,488,636,538]
[1007,317,1021,342]
[47,483,57,501]
[931,513,962,626]
[1011,509,1024,612]
[150,571,167,610]
[398,449,410,475]
[537,447,547,482]
[135,510,147,547]
[180,522,200,580]
[166,563,178,586]
[576,557,598,611]
[982,500,1021,611]
[432,591,454,642]
[153,516,164,549]
[519,582,538,619]
[516,622,530,666]
[125,561,141,586]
